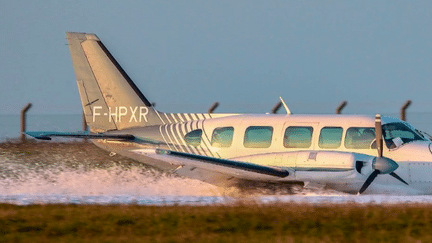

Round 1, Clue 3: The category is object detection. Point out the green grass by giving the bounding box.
[0,203,431,242]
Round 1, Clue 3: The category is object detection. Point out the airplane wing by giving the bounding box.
[132,148,291,181]
[26,131,291,182]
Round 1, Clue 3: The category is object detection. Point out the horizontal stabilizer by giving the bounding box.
[25,131,135,141]
[25,131,167,146]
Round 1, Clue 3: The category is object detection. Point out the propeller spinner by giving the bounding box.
[358,114,408,194]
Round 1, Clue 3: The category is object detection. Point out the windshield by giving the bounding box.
[382,122,425,149]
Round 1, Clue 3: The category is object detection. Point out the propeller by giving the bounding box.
[358,114,408,194]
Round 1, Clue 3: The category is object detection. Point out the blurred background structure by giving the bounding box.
[11,99,429,143]
[1,1,431,141]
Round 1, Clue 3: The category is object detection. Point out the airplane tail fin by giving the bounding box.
[66,32,163,132]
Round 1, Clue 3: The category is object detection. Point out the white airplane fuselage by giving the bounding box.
[106,113,432,195]
[29,32,432,195]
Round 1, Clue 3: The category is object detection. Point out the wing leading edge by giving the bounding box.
[133,149,290,181]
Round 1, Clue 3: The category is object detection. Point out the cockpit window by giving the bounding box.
[345,127,375,149]
[382,122,424,149]
[184,129,202,147]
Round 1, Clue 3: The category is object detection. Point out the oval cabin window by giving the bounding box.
[184,129,203,147]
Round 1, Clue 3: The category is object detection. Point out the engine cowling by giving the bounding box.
[233,151,373,183]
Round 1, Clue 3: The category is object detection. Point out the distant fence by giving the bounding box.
[13,99,429,142]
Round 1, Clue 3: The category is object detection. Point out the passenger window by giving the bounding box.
[284,126,313,148]
[319,127,343,149]
[244,126,273,148]
[211,127,234,148]
[345,127,375,149]
[184,129,202,147]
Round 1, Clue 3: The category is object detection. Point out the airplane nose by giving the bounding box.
[429,144,432,154]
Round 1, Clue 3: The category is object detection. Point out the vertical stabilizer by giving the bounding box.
[66,32,163,132]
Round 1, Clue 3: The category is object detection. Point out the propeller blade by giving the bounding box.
[359,118,407,194]
[375,114,383,157]
[359,170,380,194]
[389,172,409,185]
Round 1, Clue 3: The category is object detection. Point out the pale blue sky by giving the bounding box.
[1,1,432,115]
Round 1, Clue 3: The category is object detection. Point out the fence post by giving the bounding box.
[400,100,412,121]
[336,101,348,114]
[208,102,219,114]
[20,103,32,142]
[271,101,282,114]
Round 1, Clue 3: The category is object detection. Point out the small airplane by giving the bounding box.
[27,32,432,195]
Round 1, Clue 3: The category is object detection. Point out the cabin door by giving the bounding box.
[278,122,319,171]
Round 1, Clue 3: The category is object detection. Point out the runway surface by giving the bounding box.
[1,142,432,205]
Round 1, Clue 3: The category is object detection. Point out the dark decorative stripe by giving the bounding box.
[295,167,354,172]
[164,113,172,124]
[175,123,188,153]
[199,120,215,157]
[97,41,153,107]
[188,120,193,132]
[179,113,188,122]
[164,150,289,178]
[164,125,178,151]
[174,113,183,123]
[186,113,194,121]
[158,125,171,149]
[161,112,169,124]
[168,124,181,151]
[170,123,185,152]
[192,120,207,156]
[154,110,166,124]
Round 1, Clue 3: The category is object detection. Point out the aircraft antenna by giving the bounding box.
[279,97,291,115]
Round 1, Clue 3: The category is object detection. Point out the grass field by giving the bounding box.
[0,203,431,243]
[1,142,432,242]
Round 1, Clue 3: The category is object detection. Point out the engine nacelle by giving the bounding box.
[292,151,372,183]
[234,151,373,183]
